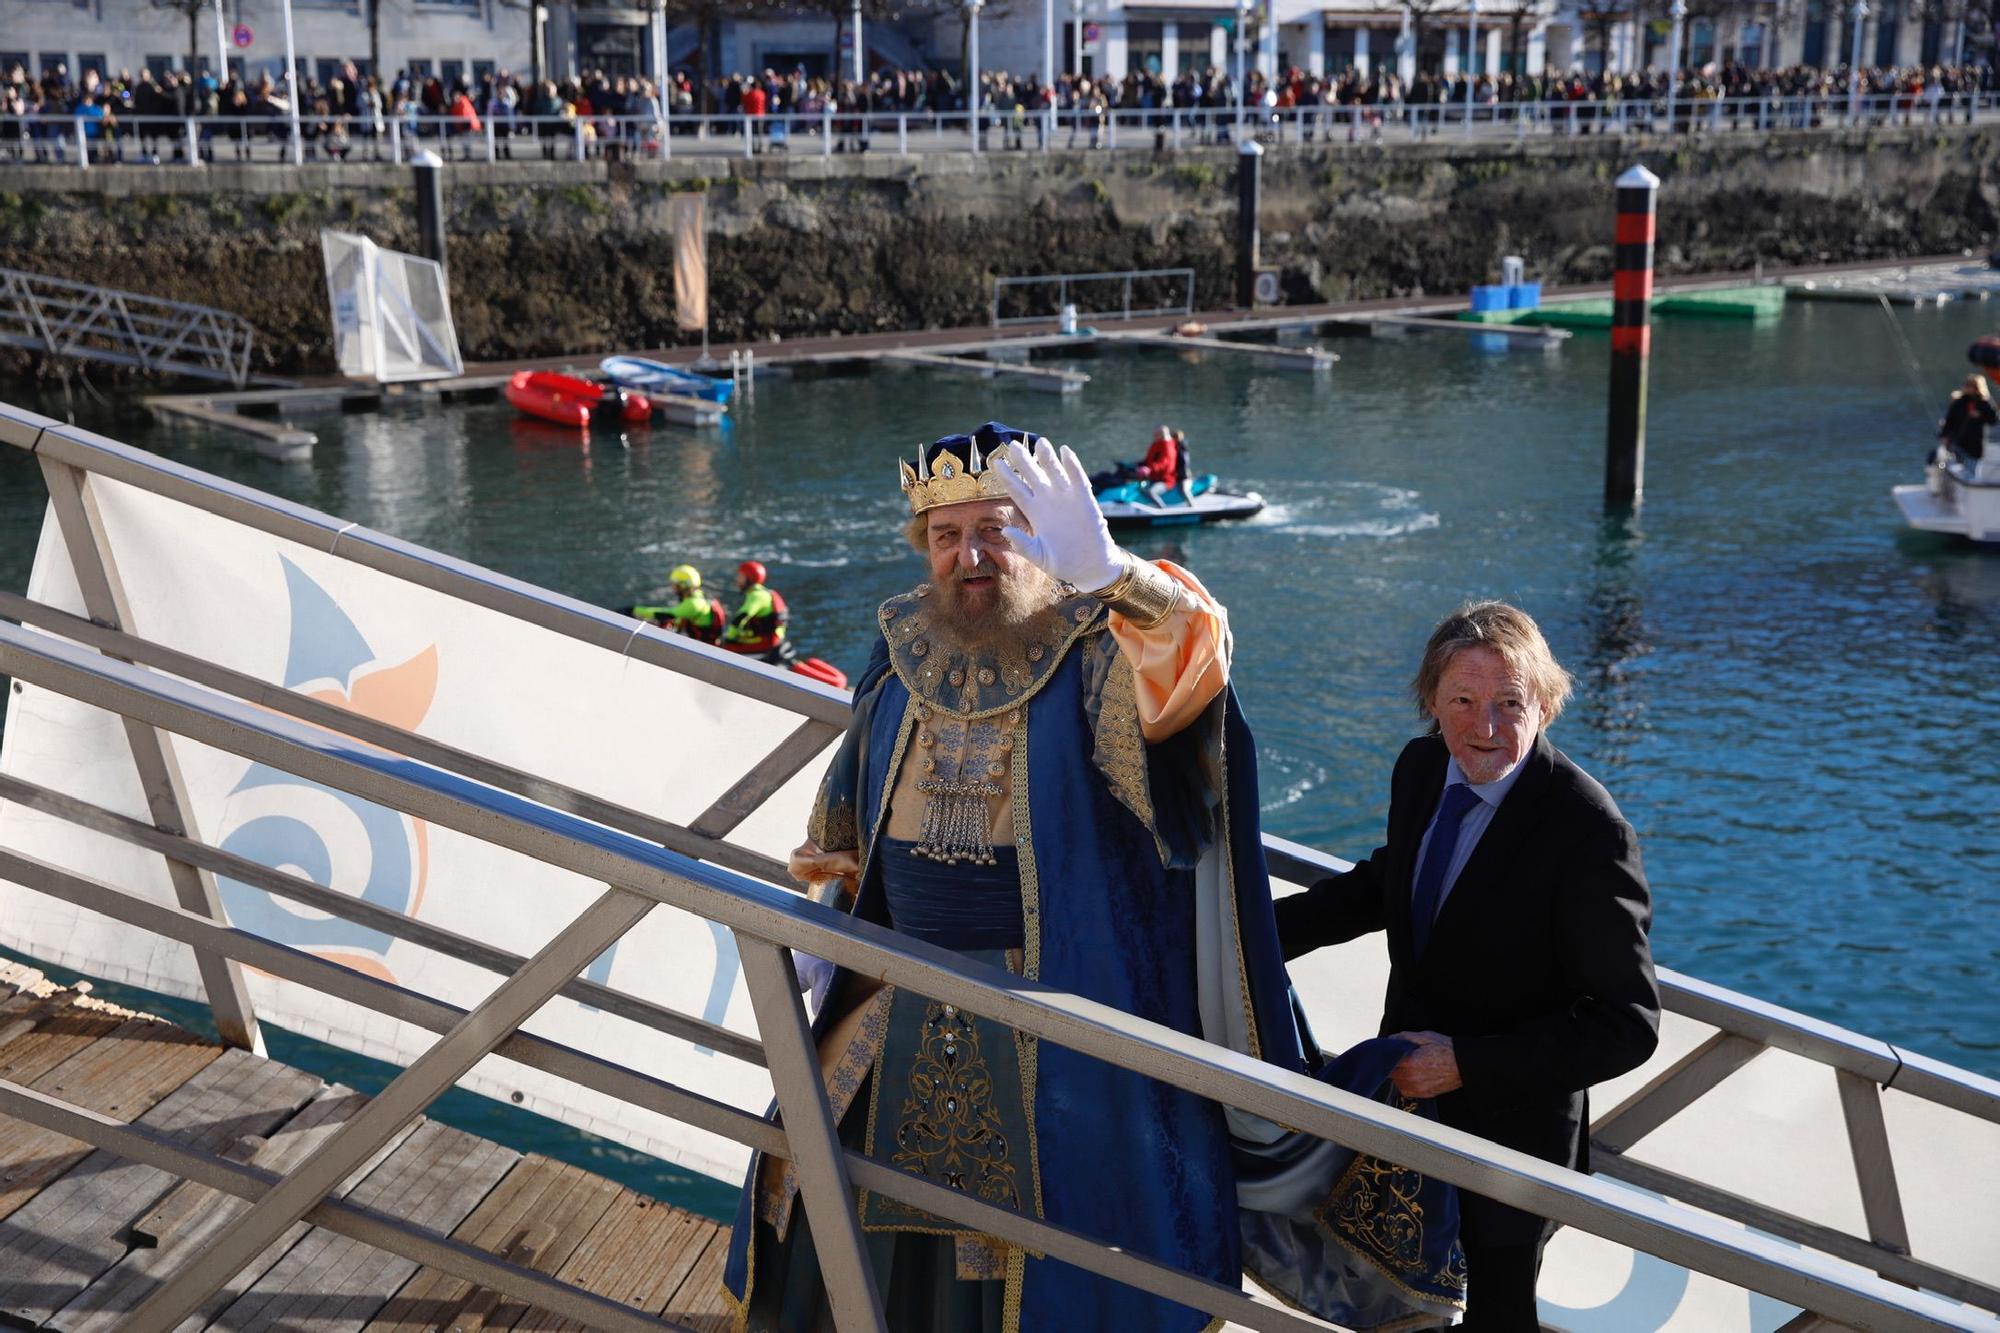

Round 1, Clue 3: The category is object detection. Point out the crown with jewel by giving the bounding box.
[899,422,1034,516]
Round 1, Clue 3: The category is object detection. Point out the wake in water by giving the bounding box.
[1244,480,1440,540]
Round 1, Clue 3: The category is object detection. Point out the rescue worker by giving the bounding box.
[722,560,795,665]
[632,565,726,644]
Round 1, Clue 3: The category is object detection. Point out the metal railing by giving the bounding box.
[0,266,256,387]
[2,91,1992,170]
[992,267,1197,328]
[0,399,1995,1331]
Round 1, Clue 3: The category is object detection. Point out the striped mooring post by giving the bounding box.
[1605,164,1660,510]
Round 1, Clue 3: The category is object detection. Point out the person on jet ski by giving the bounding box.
[1135,426,1197,507]
[722,560,797,666]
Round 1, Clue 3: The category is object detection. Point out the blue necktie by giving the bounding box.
[1410,783,1482,959]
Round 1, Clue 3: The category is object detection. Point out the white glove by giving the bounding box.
[992,438,1126,594]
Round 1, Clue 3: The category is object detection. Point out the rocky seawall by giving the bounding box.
[3,124,1996,376]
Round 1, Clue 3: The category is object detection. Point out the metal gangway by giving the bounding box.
[0,267,255,388]
[0,398,1995,1331]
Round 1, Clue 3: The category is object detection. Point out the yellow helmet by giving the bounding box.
[668,564,701,591]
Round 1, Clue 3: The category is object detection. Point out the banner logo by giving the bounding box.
[215,557,437,983]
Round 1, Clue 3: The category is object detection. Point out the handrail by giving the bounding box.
[2,90,1991,169]
[0,616,1986,1331]
[1,398,1998,1326]
[6,401,1997,1133]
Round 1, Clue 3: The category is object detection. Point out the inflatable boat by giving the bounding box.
[1094,474,1266,527]
[506,372,652,430]
[600,356,735,406]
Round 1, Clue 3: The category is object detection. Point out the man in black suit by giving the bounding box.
[1277,601,1660,1331]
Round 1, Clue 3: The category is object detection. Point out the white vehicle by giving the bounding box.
[1894,448,2000,543]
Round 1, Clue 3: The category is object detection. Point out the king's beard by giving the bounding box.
[929,561,1063,641]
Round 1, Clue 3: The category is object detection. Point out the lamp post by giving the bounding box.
[1235,0,1250,128]
[1398,2,1413,83]
[853,0,865,82]
[1463,0,1478,134]
[1071,0,1084,77]
[211,0,229,87]
[1043,0,1055,146]
[966,0,984,152]
[1846,0,1867,123]
[1664,0,1686,132]
[280,0,302,164]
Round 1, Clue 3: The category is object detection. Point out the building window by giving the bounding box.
[145,53,176,77]
[1,53,30,80]
[473,59,496,84]
[39,52,69,78]
[407,58,435,81]
[316,57,341,87]
[77,53,107,80]
[440,59,465,87]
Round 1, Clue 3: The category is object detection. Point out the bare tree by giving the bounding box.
[1489,0,1553,72]
[150,0,221,80]
[1377,0,1463,75]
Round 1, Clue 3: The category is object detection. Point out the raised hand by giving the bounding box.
[991,437,1126,594]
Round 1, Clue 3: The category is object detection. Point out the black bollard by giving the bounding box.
[1605,165,1659,511]
[412,148,448,270]
[1236,138,1263,310]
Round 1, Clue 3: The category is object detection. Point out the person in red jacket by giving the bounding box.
[1133,424,1196,507]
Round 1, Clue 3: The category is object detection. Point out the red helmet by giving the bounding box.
[738,560,767,586]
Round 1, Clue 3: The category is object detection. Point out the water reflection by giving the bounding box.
[1580,513,1651,775]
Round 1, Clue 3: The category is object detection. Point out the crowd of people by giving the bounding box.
[5,54,1996,163]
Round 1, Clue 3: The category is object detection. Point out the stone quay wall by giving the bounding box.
[2,125,1996,376]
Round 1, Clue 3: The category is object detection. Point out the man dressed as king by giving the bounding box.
[721,423,1313,1332]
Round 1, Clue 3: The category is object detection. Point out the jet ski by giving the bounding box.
[1094,474,1265,527]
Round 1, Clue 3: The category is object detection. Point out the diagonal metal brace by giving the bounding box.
[119,885,657,1331]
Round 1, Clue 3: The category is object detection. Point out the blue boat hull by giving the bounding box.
[600,357,735,406]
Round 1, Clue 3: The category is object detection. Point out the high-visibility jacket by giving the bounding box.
[723,583,789,652]
[635,593,726,645]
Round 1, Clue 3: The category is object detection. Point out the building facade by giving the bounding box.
[0,0,1976,95]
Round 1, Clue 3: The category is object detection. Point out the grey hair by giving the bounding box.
[1412,600,1574,729]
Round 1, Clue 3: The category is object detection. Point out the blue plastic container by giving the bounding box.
[1469,285,1511,312]
[1508,282,1542,310]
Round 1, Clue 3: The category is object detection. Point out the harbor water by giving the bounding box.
[2,297,1996,1219]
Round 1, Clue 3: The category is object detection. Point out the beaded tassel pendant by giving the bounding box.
[912,710,1018,866]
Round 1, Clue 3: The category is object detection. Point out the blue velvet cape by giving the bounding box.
[723,611,1310,1332]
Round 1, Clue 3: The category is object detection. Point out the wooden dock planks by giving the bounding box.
[0,1047,321,1327]
[201,1122,519,1331]
[0,968,737,1333]
[49,1083,421,1333]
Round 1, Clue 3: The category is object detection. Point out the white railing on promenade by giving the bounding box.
[2,92,1993,170]
[0,398,1995,1331]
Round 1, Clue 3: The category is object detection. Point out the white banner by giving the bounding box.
[0,476,832,1183]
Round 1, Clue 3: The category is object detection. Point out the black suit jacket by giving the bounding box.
[1275,732,1660,1244]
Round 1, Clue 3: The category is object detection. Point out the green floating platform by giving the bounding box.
[1653,286,1789,320]
[1456,285,1786,331]
[1460,300,1615,330]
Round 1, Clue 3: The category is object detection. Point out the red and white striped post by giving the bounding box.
[1606,164,1660,510]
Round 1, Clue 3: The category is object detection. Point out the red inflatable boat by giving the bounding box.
[505,371,651,429]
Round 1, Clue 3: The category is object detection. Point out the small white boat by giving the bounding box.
[1893,449,2000,542]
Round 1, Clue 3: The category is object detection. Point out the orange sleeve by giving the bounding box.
[1104,560,1230,743]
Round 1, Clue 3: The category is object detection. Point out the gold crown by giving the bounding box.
[899,438,1014,516]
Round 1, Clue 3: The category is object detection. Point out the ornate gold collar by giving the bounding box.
[878,584,1104,720]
